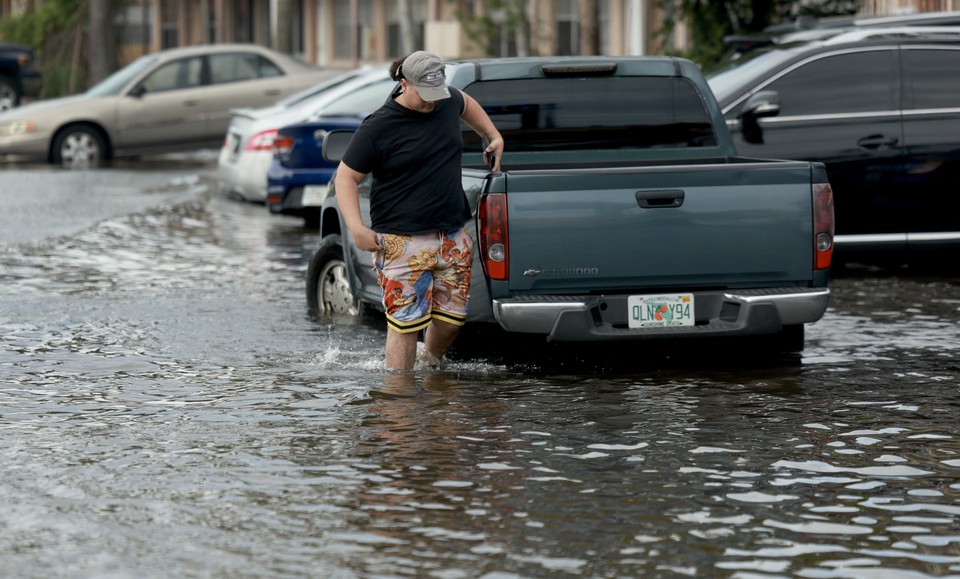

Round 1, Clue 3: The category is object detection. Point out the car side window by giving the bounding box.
[209,53,283,84]
[765,50,897,116]
[141,57,203,93]
[903,48,960,110]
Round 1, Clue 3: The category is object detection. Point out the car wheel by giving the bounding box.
[0,76,18,112]
[306,234,363,317]
[52,125,106,168]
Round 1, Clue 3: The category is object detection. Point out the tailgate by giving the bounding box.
[503,161,815,292]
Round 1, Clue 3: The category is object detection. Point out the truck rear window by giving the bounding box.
[463,76,717,152]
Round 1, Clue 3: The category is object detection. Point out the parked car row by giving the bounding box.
[216,65,393,203]
[0,43,341,167]
[3,28,958,269]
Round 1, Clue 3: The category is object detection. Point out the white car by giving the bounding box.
[217,66,394,203]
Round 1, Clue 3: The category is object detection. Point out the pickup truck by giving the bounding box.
[305,56,835,352]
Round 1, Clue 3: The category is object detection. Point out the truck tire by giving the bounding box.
[52,124,107,168]
[306,234,363,317]
[0,76,18,111]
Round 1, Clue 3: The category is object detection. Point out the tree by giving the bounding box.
[657,0,859,68]
[453,0,532,57]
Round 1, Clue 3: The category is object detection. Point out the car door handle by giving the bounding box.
[636,189,685,208]
[264,89,282,96]
[183,99,199,107]
[857,134,899,150]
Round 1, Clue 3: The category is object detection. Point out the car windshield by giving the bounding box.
[86,55,159,96]
[318,78,396,117]
[705,45,806,103]
[276,68,366,108]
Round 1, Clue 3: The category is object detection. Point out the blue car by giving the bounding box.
[265,116,366,227]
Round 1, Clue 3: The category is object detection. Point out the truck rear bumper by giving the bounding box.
[491,287,830,342]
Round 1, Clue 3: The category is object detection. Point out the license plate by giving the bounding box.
[628,293,695,328]
[302,184,328,206]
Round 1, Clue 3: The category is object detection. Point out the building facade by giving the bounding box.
[105,0,674,67]
[2,0,959,66]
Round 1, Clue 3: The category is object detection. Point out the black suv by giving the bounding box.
[707,27,960,264]
[0,42,40,111]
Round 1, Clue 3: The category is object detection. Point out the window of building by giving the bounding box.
[120,2,152,48]
[234,0,254,43]
[556,0,579,56]
[387,0,426,58]
[334,0,374,61]
[163,1,179,48]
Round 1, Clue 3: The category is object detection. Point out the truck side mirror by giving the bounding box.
[322,130,355,163]
[740,90,780,144]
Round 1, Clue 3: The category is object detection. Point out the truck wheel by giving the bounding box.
[52,124,106,168]
[0,76,18,111]
[306,234,362,317]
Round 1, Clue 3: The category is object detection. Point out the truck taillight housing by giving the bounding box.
[813,182,834,270]
[478,193,509,280]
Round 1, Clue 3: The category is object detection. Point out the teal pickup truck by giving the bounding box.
[306,56,835,352]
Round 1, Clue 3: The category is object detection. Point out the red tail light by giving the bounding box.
[478,193,509,280]
[246,129,279,151]
[813,182,834,270]
[272,134,295,156]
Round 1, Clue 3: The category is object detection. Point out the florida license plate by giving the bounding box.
[302,184,328,206]
[628,293,695,328]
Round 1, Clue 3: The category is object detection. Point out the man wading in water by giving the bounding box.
[335,51,503,370]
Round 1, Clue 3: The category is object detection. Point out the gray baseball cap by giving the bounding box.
[401,51,451,102]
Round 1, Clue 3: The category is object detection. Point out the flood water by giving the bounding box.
[1,173,959,578]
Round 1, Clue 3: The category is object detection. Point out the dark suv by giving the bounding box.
[0,42,40,111]
[707,27,960,263]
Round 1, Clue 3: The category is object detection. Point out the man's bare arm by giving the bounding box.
[460,92,503,171]
[334,162,380,251]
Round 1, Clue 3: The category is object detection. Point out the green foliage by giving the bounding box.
[656,0,858,68]
[1,0,86,97]
[452,0,531,56]
[0,0,84,54]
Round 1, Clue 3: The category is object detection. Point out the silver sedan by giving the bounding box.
[0,43,342,168]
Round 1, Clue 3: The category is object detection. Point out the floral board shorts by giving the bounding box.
[373,228,474,334]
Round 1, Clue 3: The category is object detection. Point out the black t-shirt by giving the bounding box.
[341,87,471,234]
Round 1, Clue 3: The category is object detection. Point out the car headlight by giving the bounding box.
[0,121,38,137]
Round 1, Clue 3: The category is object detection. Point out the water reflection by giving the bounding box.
[1,181,959,577]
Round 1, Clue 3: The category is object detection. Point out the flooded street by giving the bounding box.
[1,166,959,578]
